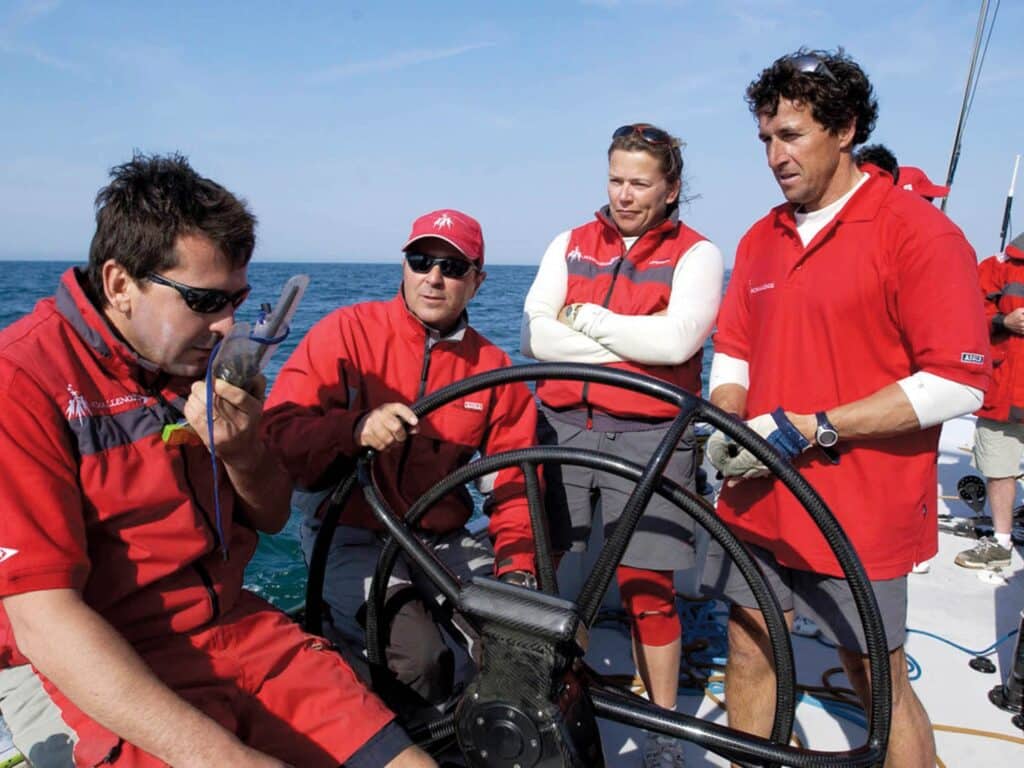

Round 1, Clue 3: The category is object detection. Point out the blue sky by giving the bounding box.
[1,0,1020,266]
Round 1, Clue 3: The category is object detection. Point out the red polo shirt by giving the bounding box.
[715,171,990,578]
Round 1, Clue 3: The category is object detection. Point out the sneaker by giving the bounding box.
[954,537,1012,570]
[643,733,686,767]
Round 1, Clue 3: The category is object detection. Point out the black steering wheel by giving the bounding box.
[304,363,891,767]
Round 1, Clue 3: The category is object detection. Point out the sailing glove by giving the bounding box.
[707,408,810,480]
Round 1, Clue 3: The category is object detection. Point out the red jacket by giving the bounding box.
[535,209,707,419]
[0,269,257,667]
[715,171,990,578]
[263,293,538,575]
[976,244,1024,422]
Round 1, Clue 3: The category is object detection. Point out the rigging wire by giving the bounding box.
[941,0,1001,212]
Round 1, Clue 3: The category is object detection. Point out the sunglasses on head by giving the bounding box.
[787,53,838,83]
[405,252,477,279]
[146,273,251,314]
[612,123,674,147]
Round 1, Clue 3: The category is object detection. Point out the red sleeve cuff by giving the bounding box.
[491,536,536,577]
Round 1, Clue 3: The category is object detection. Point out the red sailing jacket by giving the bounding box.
[535,209,707,419]
[263,292,539,575]
[0,269,257,667]
[715,171,990,579]
[976,241,1024,422]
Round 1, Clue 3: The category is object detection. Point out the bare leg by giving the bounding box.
[986,476,1017,537]
[633,635,682,709]
[385,745,438,767]
[838,646,935,768]
[723,605,794,741]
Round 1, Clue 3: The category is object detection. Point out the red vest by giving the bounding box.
[977,248,1024,422]
[536,210,706,419]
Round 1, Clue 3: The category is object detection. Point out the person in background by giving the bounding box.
[706,49,989,767]
[854,143,899,180]
[897,165,950,202]
[263,209,539,716]
[0,154,433,768]
[521,122,724,768]
[956,231,1024,570]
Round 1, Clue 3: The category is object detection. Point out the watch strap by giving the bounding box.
[815,411,840,464]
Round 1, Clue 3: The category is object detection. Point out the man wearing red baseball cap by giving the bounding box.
[263,209,540,717]
[897,165,950,201]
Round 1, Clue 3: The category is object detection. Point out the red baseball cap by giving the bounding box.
[402,209,485,266]
[897,166,950,199]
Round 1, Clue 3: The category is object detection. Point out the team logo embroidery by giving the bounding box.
[749,282,775,294]
[433,213,454,230]
[464,400,484,412]
[960,352,985,365]
[566,247,618,267]
[65,385,92,423]
[0,547,19,564]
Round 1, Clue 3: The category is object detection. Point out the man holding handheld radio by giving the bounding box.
[0,154,434,768]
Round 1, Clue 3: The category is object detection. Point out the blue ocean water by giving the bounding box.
[0,261,716,609]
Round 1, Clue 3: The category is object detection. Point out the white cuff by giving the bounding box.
[709,352,750,392]
[897,371,984,428]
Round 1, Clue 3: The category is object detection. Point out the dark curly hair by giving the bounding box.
[87,152,256,306]
[745,48,878,146]
[855,143,899,182]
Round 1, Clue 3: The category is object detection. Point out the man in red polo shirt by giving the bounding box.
[706,49,989,767]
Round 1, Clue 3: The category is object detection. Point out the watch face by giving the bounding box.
[817,427,839,448]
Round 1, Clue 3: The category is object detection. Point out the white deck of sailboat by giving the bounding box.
[571,413,1024,766]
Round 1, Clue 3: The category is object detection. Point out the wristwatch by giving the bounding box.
[564,304,580,324]
[500,570,538,590]
[815,411,839,447]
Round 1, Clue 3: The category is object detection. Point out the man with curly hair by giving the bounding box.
[706,49,990,766]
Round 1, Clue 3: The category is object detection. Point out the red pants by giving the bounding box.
[44,591,395,767]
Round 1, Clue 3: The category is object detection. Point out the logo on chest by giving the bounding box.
[463,400,484,412]
[749,282,776,295]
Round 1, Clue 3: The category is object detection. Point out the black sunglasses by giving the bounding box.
[405,252,477,279]
[612,123,673,146]
[787,53,838,83]
[146,273,251,314]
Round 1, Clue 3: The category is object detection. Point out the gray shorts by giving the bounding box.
[973,417,1024,478]
[539,410,697,571]
[298,497,493,648]
[705,541,907,653]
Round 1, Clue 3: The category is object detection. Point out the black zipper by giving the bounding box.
[395,335,434,503]
[180,445,222,622]
[579,246,627,415]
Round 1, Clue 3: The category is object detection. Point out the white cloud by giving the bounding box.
[0,0,72,71]
[310,42,495,82]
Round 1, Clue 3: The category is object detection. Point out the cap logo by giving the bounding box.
[433,213,454,230]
